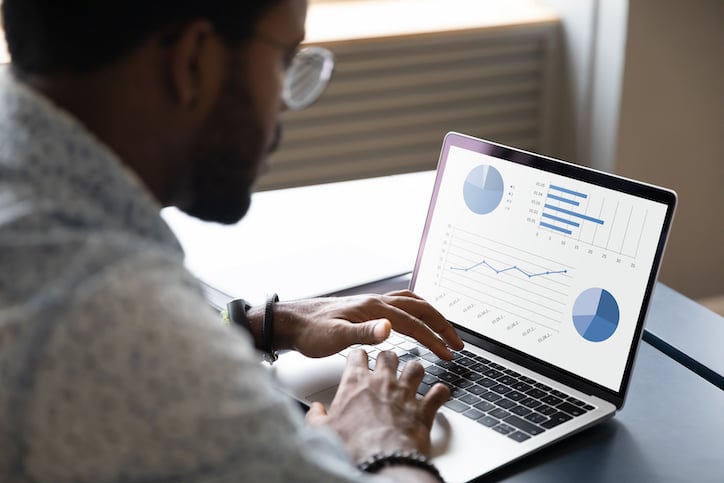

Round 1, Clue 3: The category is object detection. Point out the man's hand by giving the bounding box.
[271,290,464,360]
[305,349,450,461]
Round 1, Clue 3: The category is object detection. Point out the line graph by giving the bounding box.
[439,227,574,329]
[450,259,568,279]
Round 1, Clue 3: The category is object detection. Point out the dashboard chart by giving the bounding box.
[413,145,669,391]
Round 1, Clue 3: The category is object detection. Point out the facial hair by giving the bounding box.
[180,65,269,224]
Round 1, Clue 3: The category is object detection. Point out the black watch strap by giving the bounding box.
[226,298,252,333]
[262,293,279,363]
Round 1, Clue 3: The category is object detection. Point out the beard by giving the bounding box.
[178,64,279,225]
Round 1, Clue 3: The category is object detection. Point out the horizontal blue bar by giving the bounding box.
[540,221,572,235]
[542,212,580,227]
[544,204,605,225]
[546,193,580,206]
[549,184,588,199]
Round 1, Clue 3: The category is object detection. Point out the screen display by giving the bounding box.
[413,143,669,392]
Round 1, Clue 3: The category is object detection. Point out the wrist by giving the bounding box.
[357,449,445,483]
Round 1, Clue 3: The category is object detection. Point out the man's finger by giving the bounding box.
[337,348,369,388]
[419,383,451,429]
[398,360,425,397]
[374,350,399,374]
[305,401,328,425]
[342,318,390,346]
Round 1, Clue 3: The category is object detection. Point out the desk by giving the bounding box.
[166,171,724,482]
[644,284,724,389]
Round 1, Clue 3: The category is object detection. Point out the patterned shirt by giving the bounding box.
[0,67,381,483]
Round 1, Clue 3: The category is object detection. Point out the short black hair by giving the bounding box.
[2,0,282,74]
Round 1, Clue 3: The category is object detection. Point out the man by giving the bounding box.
[0,1,464,482]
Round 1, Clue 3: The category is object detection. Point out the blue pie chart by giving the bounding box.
[463,165,504,214]
[572,288,620,342]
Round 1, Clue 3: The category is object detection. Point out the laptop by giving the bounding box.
[270,132,677,482]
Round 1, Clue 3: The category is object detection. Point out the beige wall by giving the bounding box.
[615,0,724,299]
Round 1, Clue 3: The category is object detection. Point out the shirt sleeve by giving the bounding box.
[22,251,385,483]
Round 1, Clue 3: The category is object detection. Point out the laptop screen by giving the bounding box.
[412,133,675,395]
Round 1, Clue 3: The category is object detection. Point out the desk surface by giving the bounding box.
[645,284,724,389]
[336,275,724,483]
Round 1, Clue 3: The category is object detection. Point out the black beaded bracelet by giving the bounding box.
[262,293,279,363]
[357,449,445,482]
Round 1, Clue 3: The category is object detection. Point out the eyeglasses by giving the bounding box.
[282,46,335,110]
[255,33,335,110]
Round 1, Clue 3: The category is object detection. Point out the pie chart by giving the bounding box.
[463,165,504,214]
[572,288,620,342]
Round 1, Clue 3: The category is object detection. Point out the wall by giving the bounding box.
[615,0,724,299]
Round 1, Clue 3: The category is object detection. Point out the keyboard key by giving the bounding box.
[417,382,431,396]
[536,404,557,416]
[535,382,553,391]
[456,379,475,389]
[511,405,532,417]
[550,389,569,399]
[460,350,479,359]
[495,398,516,410]
[526,388,547,399]
[504,369,521,378]
[512,381,534,393]
[450,387,467,399]
[399,341,418,351]
[457,357,476,367]
[444,400,468,413]
[497,375,518,386]
[426,365,445,376]
[422,373,438,385]
[541,395,563,406]
[478,377,497,388]
[467,384,487,396]
[491,384,512,395]
[503,415,546,435]
[557,402,586,417]
[583,404,596,411]
[525,412,548,424]
[470,362,488,372]
[519,376,538,385]
[467,372,484,382]
[490,408,511,419]
[460,393,481,405]
[567,397,586,407]
[463,408,484,420]
[492,423,515,435]
[489,362,506,371]
[481,391,502,402]
[474,400,496,412]
[507,391,526,402]
[479,416,499,427]
[520,397,543,409]
[422,352,440,363]
[399,352,418,362]
[508,431,531,442]
[483,369,504,379]
[438,372,461,385]
[540,411,573,429]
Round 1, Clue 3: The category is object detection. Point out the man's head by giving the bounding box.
[2,0,308,223]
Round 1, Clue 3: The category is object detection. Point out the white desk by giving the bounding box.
[162,171,436,304]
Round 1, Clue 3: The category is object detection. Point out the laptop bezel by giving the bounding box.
[409,132,677,409]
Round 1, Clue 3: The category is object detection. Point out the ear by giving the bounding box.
[164,20,225,114]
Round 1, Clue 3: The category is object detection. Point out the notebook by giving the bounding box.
[271,132,677,482]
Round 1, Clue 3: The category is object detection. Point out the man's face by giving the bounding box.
[180,0,307,224]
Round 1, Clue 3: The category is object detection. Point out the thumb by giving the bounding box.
[305,401,328,426]
[353,318,391,345]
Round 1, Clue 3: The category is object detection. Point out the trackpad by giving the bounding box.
[272,352,346,405]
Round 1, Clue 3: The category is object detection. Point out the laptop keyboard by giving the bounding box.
[341,332,596,443]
